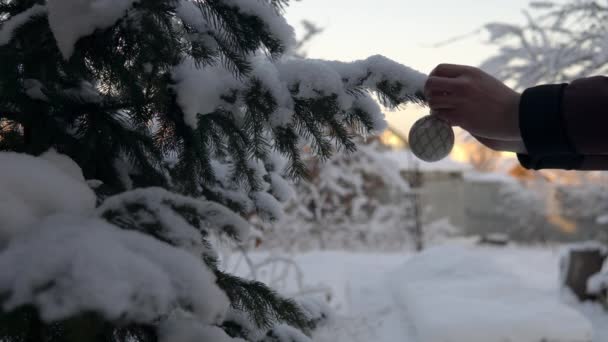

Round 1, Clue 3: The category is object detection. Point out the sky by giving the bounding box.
[284,0,532,135]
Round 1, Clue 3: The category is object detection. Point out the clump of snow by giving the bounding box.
[0,4,46,46]
[221,0,296,51]
[172,54,425,133]
[0,152,95,245]
[326,55,427,103]
[269,172,295,202]
[267,324,312,342]
[352,96,386,132]
[99,188,208,257]
[98,187,251,243]
[63,80,102,103]
[40,149,88,182]
[251,191,283,221]
[361,55,426,101]
[47,0,138,59]
[171,59,242,127]
[277,59,351,108]
[0,215,229,324]
[175,0,210,33]
[587,272,608,295]
[250,56,295,127]
[392,245,593,342]
[174,0,219,53]
[159,313,244,342]
[297,297,332,327]
[209,159,256,213]
[23,79,48,101]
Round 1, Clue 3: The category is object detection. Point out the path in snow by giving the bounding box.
[389,245,593,342]
[288,252,414,341]
[340,255,414,341]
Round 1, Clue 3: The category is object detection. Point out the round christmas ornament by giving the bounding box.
[409,115,455,162]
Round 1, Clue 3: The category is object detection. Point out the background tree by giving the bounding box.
[293,20,323,58]
[0,0,426,341]
[481,0,608,89]
[259,140,416,252]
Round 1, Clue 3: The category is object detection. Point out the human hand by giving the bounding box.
[424,64,525,153]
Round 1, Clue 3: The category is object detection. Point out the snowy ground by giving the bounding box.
[226,240,608,342]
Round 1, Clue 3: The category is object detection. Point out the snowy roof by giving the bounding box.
[382,150,472,173]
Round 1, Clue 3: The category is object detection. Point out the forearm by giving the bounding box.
[563,76,608,154]
[518,76,608,170]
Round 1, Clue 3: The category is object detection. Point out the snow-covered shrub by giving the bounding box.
[466,180,558,243]
[259,141,416,251]
[555,184,608,241]
[0,0,425,340]
[497,182,553,242]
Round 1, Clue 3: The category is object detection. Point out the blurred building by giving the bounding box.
[384,149,469,229]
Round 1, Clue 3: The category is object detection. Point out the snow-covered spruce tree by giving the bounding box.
[481,0,608,89]
[0,0,426,341]
[259,140,415,251]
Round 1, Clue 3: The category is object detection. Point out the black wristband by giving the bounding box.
[517,154,584,170]
[519,84,576,156]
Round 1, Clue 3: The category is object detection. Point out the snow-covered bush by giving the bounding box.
[0,0,425,340]
[497,182,553,242]
[259,141,416,251]
[554,184,608,241]
[467,180,557,243]
[556,185,608,223]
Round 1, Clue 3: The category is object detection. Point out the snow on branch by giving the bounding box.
[0,215,229,325]
[98,187,251,246]
[47,0,138,59]
[0,4,46,46]
[172,55,426,131]
[0,151,96,245]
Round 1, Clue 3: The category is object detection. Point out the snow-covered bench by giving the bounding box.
[390,246,593,342]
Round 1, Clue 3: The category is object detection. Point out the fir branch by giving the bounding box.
[243,78,274,159]
[216,271,311,334]
[273,126,307,179]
